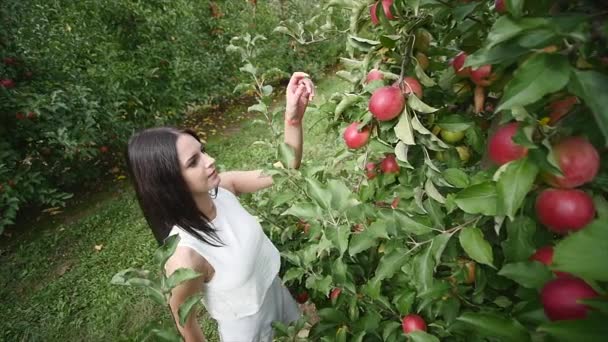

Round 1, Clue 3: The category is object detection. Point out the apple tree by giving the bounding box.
[267,0,608,341]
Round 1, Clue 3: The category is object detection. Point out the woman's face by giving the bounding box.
[176,134,220,195]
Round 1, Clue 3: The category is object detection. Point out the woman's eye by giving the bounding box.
[200,145,206,154]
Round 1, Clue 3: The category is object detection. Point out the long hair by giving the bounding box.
[126,127,222,246]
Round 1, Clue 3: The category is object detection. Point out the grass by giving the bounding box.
[0,75,349,341]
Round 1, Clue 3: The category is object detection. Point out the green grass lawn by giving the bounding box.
[0,75,348,341]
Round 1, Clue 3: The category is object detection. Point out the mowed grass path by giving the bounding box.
[0,75,347,341]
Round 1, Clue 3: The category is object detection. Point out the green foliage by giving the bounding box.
[259,0,608,340]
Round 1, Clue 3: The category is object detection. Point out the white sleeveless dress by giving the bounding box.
[168,187,300,341]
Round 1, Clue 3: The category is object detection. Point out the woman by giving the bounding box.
[126,72,315,341]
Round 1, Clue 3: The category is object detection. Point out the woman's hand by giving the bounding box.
[285,72,315,122]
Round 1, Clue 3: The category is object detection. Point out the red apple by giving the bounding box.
[535,189,596,234]
[401,314,427,333]
[391,197,400,209]
[380,154,400,174]
[529,246,570,277]
[548,96,578,124]
[330,288,341,301]
[370,2,380,25]
[99,146,109,153]
[452,52,471,77]
[394,77,423,98]
[296,291,309,304]
[545,137,600,189]
[541,277,599,321]
[366,69,384,83]
[15,112,25,120]
[366,162,377,179]
[343,122,371,149]
[3,57,16,65]
[470,65,492,86]
[1,79,15,88]
[495,0,507,13]
[487,122,528,165]
[369,86,404,121]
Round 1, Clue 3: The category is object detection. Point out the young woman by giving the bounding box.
[126,72,315,341]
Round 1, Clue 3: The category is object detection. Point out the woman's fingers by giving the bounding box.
[299,78,315,101]
[287,72,310,93]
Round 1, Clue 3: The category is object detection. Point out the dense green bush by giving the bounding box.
[0,0,345,232]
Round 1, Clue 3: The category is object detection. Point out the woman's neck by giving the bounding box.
[193,192,217,221]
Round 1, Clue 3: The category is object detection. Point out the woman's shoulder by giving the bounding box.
[165,245,210,277]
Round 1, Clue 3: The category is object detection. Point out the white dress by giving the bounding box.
[168,187,300,341]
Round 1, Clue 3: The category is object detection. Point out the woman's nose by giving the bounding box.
[203,153,215,167]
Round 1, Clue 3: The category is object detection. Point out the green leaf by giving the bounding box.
[358,311,382,333]
[144,286,166,306]
[569,70,608,146]
[277,142,296,168]
[594,195,608,219]
[456,312,531,342]
[408,331,440,342]
[553,219,608,281]
[538,315,608,342]
[395,110,416,145]
[317,308,349,324]
[498,262,553,289]
[454,182,497,216]
[178,293,204,327]
[506,0,525,18]
[166,268,202,290]
[407,95,439,114]
[327,179,359,212]
[393,210,434,235]
[155,235,180,270]
[348,35,380,51]
[436,114,474,132]
[414,244,435,292]
[497,54,571,111]
[496,157,539,219]
[459,227,494,268]
[465,41,529,68]
[443,168,470,188]
[501,216,536,263]
[306,178,331,209]
[424,198,445,229]
[425,179,445,204]
[261,85,273,96]
[349,221,388,256]
[430,232,452,264]
[453,2,480,22]
[326,225,350,257]
[111,268,151,286]
[375,248,410,281]
[393,292,416,315]
[282,268,305,283]
[382,321,401,341]
[239,63,258,76]
[332,258,348,284]
[307,274,333,295]
[281,203,322,219]
[484,17,549,49]
[248,103,268,114]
